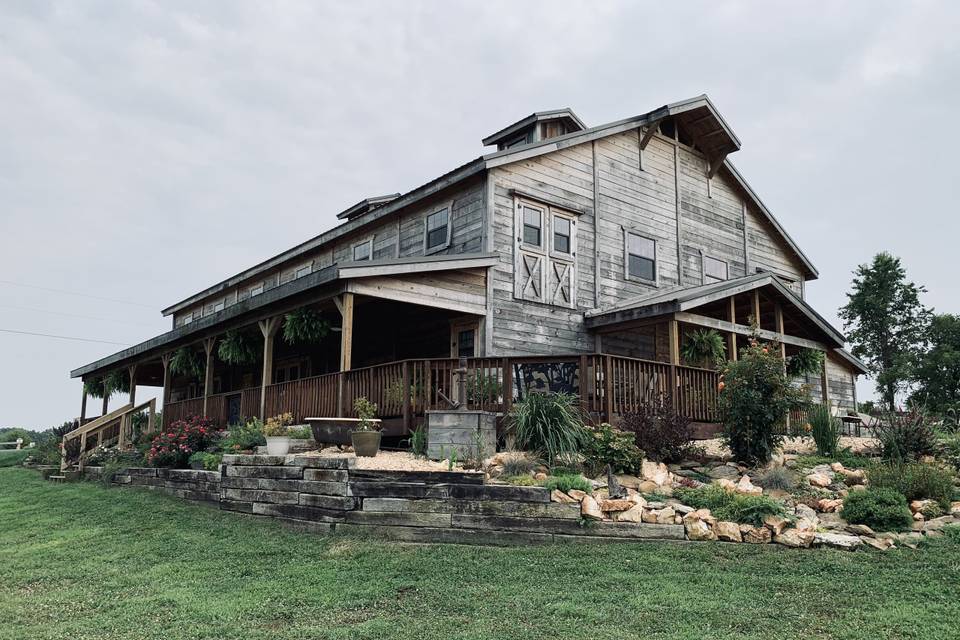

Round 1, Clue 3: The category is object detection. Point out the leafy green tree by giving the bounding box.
[910,314,960,414]
[838,253,931,411]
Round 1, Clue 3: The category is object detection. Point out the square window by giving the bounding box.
[703,256,728,283]
[250,283,264,297]
[553,216,571,254]
[457,329,475,358]
[627,233,656,281]
[353,241,371,261]
[522,206,542,246]
[212,300,225,313]
[295,264,311,279]
[426,208,449,250]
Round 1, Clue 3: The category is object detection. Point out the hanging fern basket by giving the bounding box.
[679,329,727,369]
[786,348,825,378]
[283,307,331,345]
[218,330,261,366]
[170,347,204,380]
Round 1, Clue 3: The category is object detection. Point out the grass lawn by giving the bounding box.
[1,468,958,640]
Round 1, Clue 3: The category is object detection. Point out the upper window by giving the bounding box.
[212,300,225,314]
[703,256,728,284]
[424,207,451,252]
[626,232,656,282]
[352,240,371,262]
[553,215,571,255]
[522,206,543,247]
[250,283,264,297]
[295,264,311,279]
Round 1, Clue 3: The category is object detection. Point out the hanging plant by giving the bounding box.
[283,307,331,345]
[170,347,204,380]
[218,330,260,366]
[680,329,727,368]
[84,377,106,399]
[104,369,130,396]
[786,348,825,378]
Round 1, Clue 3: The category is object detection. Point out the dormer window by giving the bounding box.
[482,109,587,151]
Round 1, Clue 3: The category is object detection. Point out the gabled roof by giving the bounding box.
[481,108,587,147]
[336,193,401,220]
[584,273,846,346]
[162,94,815,317]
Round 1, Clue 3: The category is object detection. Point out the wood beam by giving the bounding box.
[821,355,830,408]
[202,337,216,416]
[752,289,761,329]
[80,384,87,422]
[639,122,660,150]
[775,304,787,362]
[161,352,172,404]
[728,297,738,361]
[102,390,108,418]
[339,292,354,372]
[708,152,729,178]
[668,319,679,406]
[258,316,282,419]
[128,363,138,407]
[674,312,828,351]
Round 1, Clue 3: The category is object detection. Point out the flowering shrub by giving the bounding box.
[147,416,221,468]
[718,338,806,466]
[264,413,295,437]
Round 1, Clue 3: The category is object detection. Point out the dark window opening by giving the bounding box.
[426,208,449,250]
[627,233,656,281]
[522,206,542,246]
[553,216,571,254]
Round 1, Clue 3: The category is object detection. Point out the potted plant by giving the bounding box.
[264,413,295,456]
[351,397,381,457]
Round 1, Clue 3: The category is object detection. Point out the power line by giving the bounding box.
[0,280,155,309]
[0,304,157,328]
[0,328,130,346]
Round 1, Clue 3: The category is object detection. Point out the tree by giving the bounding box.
[910,314,960,414]
[838,253,931,411]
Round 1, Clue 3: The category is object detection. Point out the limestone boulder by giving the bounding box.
[641,460,672,486]
[817,498,844,513]
[715,521,743,542]
[642,509,659,524]
[807,472,833,488]
[600,499,635,513]
[910,499,934,514]
[774,528,815,548]
[567,489,587,501]
[685,518,716,541]
[580,495,603,521]
[707,464,741,481]
[656,506,676,525]
[860,536,894,551]
[715,478,738,492]
[736,475,763,496]
[923,515,958,532]
[763,515,790,536]
[740,524,772,544]
[616,504,645,523]
[795,503,819,524]
[846,524,875,537]
[551,489,577,504]
[951,501,960,518]
[813,532,862,551]
[615,474,642,490]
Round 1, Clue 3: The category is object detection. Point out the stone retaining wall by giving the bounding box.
[87,455,686,545]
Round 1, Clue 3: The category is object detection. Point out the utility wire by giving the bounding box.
[0,280,155,309]
[0,304,157,328]
[0,328,130,346]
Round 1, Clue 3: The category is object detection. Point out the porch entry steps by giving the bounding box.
[163,353,722,431]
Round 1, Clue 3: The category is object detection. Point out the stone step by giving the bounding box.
[48,475,66,483]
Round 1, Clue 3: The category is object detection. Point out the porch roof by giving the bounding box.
[584,273,868,374]
[70,253,497,380]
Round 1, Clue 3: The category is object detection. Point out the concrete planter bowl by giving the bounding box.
[265,436,291,456]
[351,431,381,457]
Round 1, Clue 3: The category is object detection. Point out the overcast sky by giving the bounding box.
[2,1,959,428]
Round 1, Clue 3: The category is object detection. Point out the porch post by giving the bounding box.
[820,353,830,408]
[336,293,355,418]
[161,352,172,403]
[668,319,680,409]
[80,383,87,423]
[401,360,412,432]
[202,337,216,416]
[727,297,738,361]
[259,317,282,419]
[775,305,788,429]
[101,385,109,417]
[752,290,761,328]
[128,363,138,406]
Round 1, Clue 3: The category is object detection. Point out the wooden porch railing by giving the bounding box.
[62,398,157,471]
[169,353,719,430]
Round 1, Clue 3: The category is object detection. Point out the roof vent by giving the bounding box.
[336,193,401,220]
[482,109,586,151]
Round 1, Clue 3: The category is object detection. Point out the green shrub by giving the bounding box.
[0,450,31,468]
[502,475,539,487]
[188,451,223,471]
[620,403,694,464]
[868,463,954,508]
[287,426,311,440]
[936,433,960,472]
[841,488,913,532]
[756,466,796,491]
[221,419,266,452]
[506,392,590,466]
[407,425,428,458]
[675,484,786,527]
[875,410,937,462]
[0,428,36,447]
[542,473,593,495]
[809,404,841,457]
[718,339,807,465]
[582,422,644,476]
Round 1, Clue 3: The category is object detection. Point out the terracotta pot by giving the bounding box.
[265,436,291,456]
[351,431,381,457]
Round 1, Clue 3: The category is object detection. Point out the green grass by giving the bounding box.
[0,449,30,467]
[1,468,960,640]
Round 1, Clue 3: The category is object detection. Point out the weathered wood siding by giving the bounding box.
[346,268,487,316]
[825,353,857,411]
[174,177,485,327]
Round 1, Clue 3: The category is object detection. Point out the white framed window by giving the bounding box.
[212,299,225,313]
[521,204,544,248]
[182,314,193,325]
[702,255,728,284]
[514,197,578,308]
[625,231,657,283]
[250,283,264,297]
[423,205,452,253]
[295,263,311,279]
[352,239,372,262]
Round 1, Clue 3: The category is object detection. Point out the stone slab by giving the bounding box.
[334,523,555,546]
[345,511,453,527]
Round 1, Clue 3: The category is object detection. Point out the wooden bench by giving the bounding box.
[305,417,383,445]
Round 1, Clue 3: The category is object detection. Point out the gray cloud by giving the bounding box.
[1,0,958,426]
